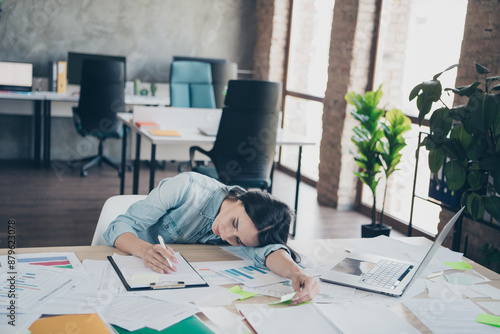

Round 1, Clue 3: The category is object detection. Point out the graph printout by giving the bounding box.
[0,252,83,271]
[218,265,288,288]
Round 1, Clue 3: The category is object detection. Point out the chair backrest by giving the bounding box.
[76,59,126,136]
[208,80,282,187]
[91,194,147,246]
[224,79,282,111]
[169,61,216,108]
[210,62,238,108]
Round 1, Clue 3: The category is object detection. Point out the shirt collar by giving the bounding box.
[200,186,238,219]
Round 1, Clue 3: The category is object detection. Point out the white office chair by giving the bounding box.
[92,194,147,246]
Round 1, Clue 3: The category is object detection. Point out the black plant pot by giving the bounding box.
[361,224,392,238]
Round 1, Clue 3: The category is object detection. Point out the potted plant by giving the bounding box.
[346,85,412,237]
[409,63,500,222]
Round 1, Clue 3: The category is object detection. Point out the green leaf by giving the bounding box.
[429,108,452,139]
[483,196,500,222]
[479,154,500,170]
[449,106,467,121]
[433,63,460,80]
[466,192,485,220]
[428,149,445,174]
[454,82,481,97]
[466,135,488,161]
[491,168,500,194]
[450,124,472,150]
[444,160,466,191]
[465,95,486,132]
[491,84,500,92]
[467,171,486,191]
[483,95,500,130]
[475,62,491,75]
[409,83,423,101]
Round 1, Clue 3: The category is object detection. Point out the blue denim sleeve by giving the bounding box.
[103,173,191,246]
[242,244,291,269]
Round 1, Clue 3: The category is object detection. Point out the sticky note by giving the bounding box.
[30,314,112,333]
[443,261,472,270]
[475,313,500,327]
[229,286,258,300]
[149,129,181,136]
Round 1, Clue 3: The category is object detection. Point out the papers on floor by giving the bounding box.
[404,298,500,333]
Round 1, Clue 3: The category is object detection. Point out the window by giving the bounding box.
[280,0,334,181]
[365,0,468,234]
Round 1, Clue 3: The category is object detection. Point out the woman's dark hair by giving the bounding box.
[225,187,300,263]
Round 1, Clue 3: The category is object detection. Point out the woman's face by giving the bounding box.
[212,199,259,247]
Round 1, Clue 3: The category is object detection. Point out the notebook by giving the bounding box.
[320,207,465,297]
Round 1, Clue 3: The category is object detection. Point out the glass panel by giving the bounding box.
[286,0,334,97]
[374,0,467,117]
[281,96,323,181]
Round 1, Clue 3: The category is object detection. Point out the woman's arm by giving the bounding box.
[265,249,320,305]
[114,232,178,274]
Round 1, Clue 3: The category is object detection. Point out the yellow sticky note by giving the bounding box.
[149,129,181,136]
[475,313,500,327]
[443,261,472,270]
[229,285,258,300]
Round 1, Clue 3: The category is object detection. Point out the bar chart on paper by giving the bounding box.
[0,252,84,271]
[219,265,288,288]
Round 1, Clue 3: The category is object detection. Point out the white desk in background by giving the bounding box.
[117,107,315,236]
[0,90,170,168]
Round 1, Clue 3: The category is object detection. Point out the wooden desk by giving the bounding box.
[117,109,315,236]
[2,238,499,333]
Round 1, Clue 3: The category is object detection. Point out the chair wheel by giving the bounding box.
[80,170,87,177]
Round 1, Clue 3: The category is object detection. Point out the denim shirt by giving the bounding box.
[104,172,289,269]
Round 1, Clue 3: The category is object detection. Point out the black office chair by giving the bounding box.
[71,59,126,177]
[189,80,282,192]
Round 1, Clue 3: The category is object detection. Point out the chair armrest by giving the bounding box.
[189,146,210,168]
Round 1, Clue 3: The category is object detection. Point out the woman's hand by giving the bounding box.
[290,271,320,305]
[114,233,178,274]
[142,243,178,274]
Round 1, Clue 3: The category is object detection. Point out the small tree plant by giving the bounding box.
[346,85,411,227]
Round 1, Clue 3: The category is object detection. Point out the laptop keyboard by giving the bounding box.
[358,259,413,289]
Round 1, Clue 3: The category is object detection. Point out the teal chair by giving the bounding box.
[169,61,216,108]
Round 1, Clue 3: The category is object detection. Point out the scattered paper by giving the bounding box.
[269,292,297,305]
[194,289,241,307]
[316,302,420,334]
[470,284,500,300]
[444,270,487,285]
[237,304,340,334]
[198,306,243,327]
[404,298,500,334]
[0,252,84,271]
[425,280,462,299]
[478,302,500,316]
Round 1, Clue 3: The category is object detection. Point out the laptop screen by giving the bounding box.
[0,61,33,92]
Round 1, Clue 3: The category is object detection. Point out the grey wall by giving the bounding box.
[0,0,257,81]
[0,0,257,162]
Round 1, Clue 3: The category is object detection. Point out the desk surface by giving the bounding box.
[2,238,499,333]
[118,112,316,146]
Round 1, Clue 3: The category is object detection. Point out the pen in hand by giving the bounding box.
[157,235,175,270]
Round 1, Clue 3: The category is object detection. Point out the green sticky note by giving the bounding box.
[269,292,297,305]
[443,261,472,270]
[228,286,258,300]
[475,313,500,327]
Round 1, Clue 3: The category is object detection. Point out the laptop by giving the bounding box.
[320,207,465,297]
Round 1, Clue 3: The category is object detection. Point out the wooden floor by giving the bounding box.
[0,160,403,248]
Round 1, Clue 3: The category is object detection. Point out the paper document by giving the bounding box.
[0,252,83,271]
[237,304,341,334]
[110,253,206,289]
[404,298,500,333]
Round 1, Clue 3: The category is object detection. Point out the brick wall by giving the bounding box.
[253,0,289,83]
[317,0,378,209]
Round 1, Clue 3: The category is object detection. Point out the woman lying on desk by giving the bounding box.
[104,172,319,304]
